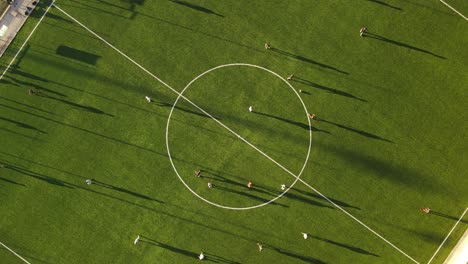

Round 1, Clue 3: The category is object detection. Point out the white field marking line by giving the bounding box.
[0,0,57,80]
[53,5,420,263]
[440,0,468,21]
[0,242,31,264]
[427,207,468,264]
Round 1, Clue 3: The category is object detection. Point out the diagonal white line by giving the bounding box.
[0,0,57,81]
[440,0,468,21]
[0,242,31,264]
[53,4,420,263]
[427,207,468,264]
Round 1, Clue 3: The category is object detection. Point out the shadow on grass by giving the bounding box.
[91,179,162,202]
[324,145,441,192]
[203,252,241,264]
[264,245,326,264]
[283,190,334,209]
[140,237,197,258]
[291,77,367,102]
[430,210,468,224]
[271,47,349,75]
[4,163,72,188]
[365,32,445,59]
[38,93,114,116]
[0,176,26,186]
[0,95,61,116]
[0,159,165,206]
[56,45,101,65]
[256,111,330,134]
[0,103,162,155]
[316,117,392,143]
[215,185,288,208]
[157,102,218,119]
[291,187,360,210]
[367,0,402,10]
[169,0,224,17]
[0,127,45,142]
[0,152,296,245]
[310,235,379,256]
[0,115,47,134]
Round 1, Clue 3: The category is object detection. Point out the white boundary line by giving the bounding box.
[0,0,56,80]
[427,207,468,264]
[52,4,420,263]
[440,0,468,21]
[166,63,312,210]
[0,242,31,264]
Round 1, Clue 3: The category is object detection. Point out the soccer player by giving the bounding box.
[249,106,254,112]
[360,27,367,37]
[247,181,253,188]
[257,243,263,252]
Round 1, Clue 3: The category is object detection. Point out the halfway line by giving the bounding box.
[53,4,419,263]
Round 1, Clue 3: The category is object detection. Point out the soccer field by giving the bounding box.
[0,0,467,263]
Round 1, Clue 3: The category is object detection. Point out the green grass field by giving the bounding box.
[0,0,467,263]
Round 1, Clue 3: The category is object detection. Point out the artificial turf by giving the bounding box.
[0,0,467,263]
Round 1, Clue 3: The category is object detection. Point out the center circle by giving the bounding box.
[165,63,312,210]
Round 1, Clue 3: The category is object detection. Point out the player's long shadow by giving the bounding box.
[169,0,224,17]
[157,102,218,119]
[429,211,468,224]
[204,252,241,264]
[291,188,361,210]
[256,112,330,134]
[283,190,334,209]
[316,117,392,143]
[244,181,333,209]
[365,32,445,59]
[0,102,163,156]
[291,77,367,102]
[0,176,26,187]
[4,163,73,188]
[264,245,326,264]
[270,48,349,75]
[38,93,114,117]
[139,237,198,259]
[91,179,160,202]
[203,172,278,198]
[0,127,45,142]
[0,115,47,134]
[0,96,61,116]
[215,185,288,208]
[366,0,402,10]
[310,235,379,256]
